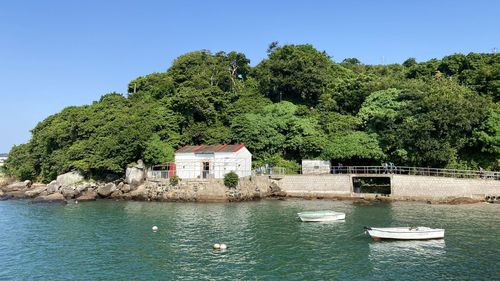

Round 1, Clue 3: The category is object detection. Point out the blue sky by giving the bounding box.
[1,0,499,152]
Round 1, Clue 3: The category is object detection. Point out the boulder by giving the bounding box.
[32,193,67,204]
[120,184,131,193]
[129,184,149,200]
[97,183,116,197]
[25,186,47,198]
[46,180,61,193]
[125,164,145,186]
[3,181,30,192]
[61,186,77,199]
[56,171,84,186]
[117,182,124,190]
[0,190,3,197]
[76,191,97,201]
[76,183,91,193]
[110,190,123,199]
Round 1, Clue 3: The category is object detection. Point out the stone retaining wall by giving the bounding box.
[391,175,500,199]
[275,174,500,200]
[275,175,352,197]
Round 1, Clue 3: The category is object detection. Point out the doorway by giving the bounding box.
[202,161,210,179]
[352,177,391,194]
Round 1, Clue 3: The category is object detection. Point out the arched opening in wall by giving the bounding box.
[352,177,391,194]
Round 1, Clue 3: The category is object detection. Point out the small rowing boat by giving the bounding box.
[297,210,345,222]
[364,226,444,240]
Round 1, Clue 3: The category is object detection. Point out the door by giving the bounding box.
[202,161,210,179]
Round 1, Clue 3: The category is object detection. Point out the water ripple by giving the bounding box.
[0,200,498,280]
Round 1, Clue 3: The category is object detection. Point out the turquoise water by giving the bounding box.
[0,199,498,280]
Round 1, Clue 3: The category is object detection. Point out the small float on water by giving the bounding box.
[297,210,345,222]
[364,226,445,241]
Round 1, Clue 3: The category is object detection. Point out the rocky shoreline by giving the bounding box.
[0,169,489,205]
[0,170,284,204]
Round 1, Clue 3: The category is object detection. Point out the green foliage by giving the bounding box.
[254,44,339,105]
[321,132,385,164]
[143,135,174,166]
[5,45,500,182]
[128,73,175,100]
[169,175,180,186]
[223,171,239,188]
[4,144,36,181]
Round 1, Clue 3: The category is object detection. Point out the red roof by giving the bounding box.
[175,144,246,153]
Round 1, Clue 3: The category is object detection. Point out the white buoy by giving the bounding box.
[213,243,221,250]
[152,226,158,232]
[75,200,78,204]
[219,243,227,250]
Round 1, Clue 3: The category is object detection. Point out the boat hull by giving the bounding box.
[298,211,345,222]
[366,227,444,240]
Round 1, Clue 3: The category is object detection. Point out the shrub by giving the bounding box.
[224,171,239,188]
[169,175,180,186]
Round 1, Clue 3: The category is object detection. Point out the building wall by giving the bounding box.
[235,148,252,177]
[175,147,252,179]
[175,153,213,179]
[301,160,330,174]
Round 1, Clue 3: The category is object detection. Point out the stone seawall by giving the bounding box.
[274,175,352,198]
[391,175,500,200]
[274,174,500,202]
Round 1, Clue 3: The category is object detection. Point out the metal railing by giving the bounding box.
[147,165,499,181]
[255,165,500,181]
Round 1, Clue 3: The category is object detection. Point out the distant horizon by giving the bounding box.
[1,0,499,152]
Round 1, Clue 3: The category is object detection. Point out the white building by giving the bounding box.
[175,144,252,179]
[0,153,7,167]
[301,160,331,174]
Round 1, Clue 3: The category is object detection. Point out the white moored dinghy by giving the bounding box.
[364,226,445,241]
[297,210,346,222]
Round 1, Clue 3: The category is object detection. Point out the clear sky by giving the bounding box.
[1,0,499,152]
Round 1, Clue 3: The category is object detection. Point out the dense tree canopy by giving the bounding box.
[5,44,499,182]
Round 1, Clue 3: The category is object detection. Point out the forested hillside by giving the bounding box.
[5,43,500,182]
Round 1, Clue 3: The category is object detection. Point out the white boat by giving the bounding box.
[297,210,345,222]
[364,226,445,240]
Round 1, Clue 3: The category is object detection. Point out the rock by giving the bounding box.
[97,183,116,197]
[56,171,84,187]
[0,177,14,188]
[46,180,61,193]
[61,186,77,199]
[32,193,67,204]
[110,190,123,199]
[0,190,3,197]
[24,180,33,188]
[129,184,149,200]
[125,166,145,186]
[121,184,131,193]
[25,186,47,198]
[352,198,372,205]
[76,183,91,193]
[0,194,14,201]
[117,182,124,190]
[447,197,482,205]
[76,191,97,201]
[3,181,30,192]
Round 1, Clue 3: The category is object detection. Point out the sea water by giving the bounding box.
[0,199,498,280]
